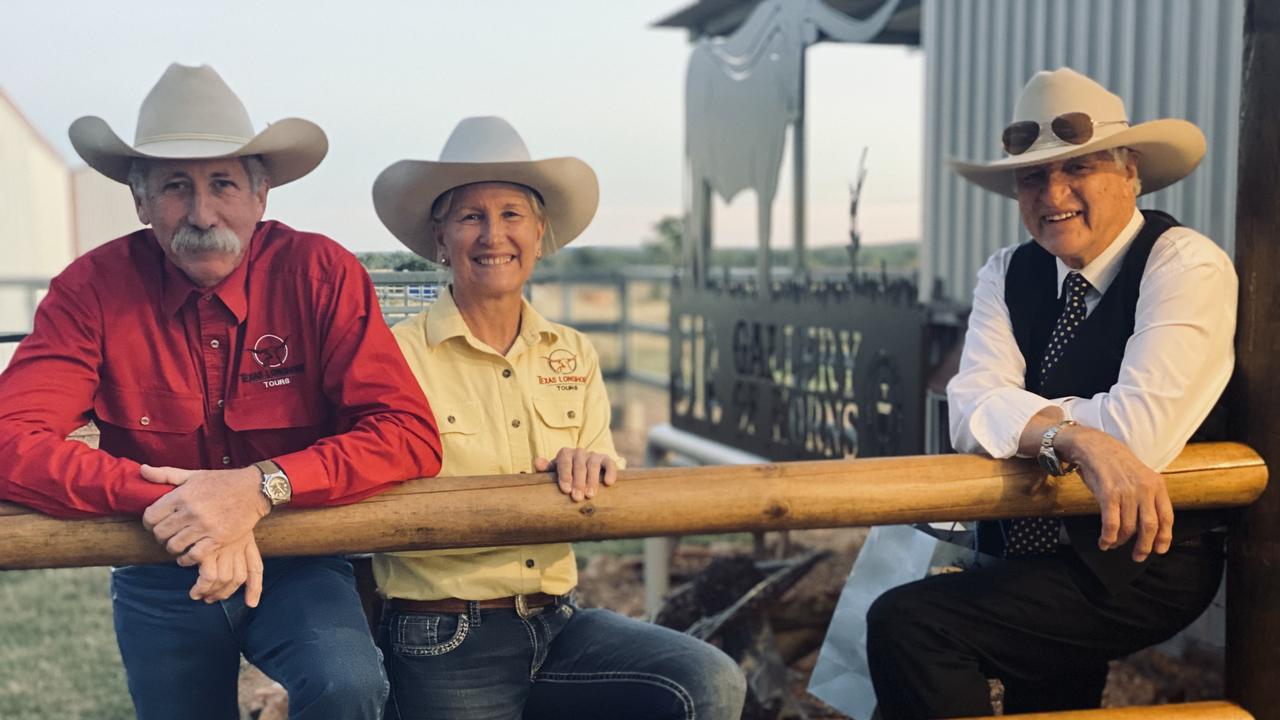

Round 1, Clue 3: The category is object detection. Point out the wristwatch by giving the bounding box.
[1037,420,1079,476]
[253,460,292,507]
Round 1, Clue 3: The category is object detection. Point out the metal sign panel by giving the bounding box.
[669,277,925,461]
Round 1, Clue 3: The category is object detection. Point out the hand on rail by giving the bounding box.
[534,447,618,502]
[139,465,271,563]
[1056,425,1175,562]
[188,530,264,607]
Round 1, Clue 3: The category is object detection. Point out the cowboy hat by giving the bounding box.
[950,67,1205,198]
[372,116,598,259]
[69,63,326,187]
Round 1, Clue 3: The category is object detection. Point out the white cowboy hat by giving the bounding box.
[950,67,1206,198]
[69,63,326,187]
[372,116,599,259]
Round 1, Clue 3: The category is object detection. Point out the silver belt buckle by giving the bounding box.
[514,594,533,618]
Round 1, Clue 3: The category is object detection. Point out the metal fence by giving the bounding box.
[0,270,676,387]
[361,268,676,388]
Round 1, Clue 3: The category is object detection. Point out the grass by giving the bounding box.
[0,567,132,720]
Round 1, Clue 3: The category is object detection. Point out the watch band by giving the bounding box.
[253,459,292,507]
[1038,419,1079,476]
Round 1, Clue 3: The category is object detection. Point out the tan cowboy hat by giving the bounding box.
[373,116,599,259]
[69,63,326,187]
[951,67,1205,198]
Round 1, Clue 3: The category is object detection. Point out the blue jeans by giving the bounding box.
[379,599,746,720]
[112,555,387,720]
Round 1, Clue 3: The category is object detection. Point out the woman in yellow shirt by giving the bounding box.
[370,116,746,720]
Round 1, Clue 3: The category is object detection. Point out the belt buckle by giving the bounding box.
[514,594,534,618]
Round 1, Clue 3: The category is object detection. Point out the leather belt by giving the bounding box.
[390,592,561,618]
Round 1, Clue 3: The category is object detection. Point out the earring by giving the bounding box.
[438,252,450,266]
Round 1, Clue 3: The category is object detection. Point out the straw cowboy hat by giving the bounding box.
[373,116,599,259]
[951,67,1205,198]
[69,63,327,187]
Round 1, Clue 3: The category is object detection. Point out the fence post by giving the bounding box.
[560,279,572,325]
[1226,2,1280,717]
[618,273,631,381]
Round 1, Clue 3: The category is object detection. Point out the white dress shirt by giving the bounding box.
[947,208,1238,470]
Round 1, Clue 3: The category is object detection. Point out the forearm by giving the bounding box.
[1015,405,1067,458]
[273,409,442,507]
[0,425,168,517]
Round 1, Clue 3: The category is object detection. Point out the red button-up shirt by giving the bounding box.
[0,220,442,518]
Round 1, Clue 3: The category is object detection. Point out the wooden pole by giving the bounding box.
[0,442,1263,571]
[1227,1,1280,717]
[954,700,1254,720]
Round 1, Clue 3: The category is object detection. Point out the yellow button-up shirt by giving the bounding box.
[373,287,624,600]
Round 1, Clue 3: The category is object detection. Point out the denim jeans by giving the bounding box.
[379,599,746,720]
[112,555,387,720]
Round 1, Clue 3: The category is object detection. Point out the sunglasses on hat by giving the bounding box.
[1002,112,1129,155]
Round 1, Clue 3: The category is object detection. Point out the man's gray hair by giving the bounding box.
[126,156,270,200]
[428,182,556,261]
[1108,147,1142,195]
[1010,147,1143,196]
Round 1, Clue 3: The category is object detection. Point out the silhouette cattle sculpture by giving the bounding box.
[683,0,903,288]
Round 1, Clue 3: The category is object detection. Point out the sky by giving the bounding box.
[1,1,924,253]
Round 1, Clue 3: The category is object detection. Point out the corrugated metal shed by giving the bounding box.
[0,89,74,334]
[921,0,1244,304]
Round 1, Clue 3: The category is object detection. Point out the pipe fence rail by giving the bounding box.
[0,441,1262,570]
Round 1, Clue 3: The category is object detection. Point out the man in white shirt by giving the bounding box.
[865,67,1236,718]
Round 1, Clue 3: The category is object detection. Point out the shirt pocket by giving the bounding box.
[437,399,499,475]
[92,383,204,466]
[532,392,585,457]
[224,392,329,461]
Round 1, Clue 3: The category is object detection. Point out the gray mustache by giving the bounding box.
[171,225,242,256]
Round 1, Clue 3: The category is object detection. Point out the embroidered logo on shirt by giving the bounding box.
[544,349,577,374]
[538,349,586,389]
[250,334,289,368]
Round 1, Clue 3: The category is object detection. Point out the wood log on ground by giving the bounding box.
[0,441,1264,570]
[954,700,1254,719]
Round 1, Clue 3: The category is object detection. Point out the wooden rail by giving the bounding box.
[0,441,1263,570]
[954,700,1253,719]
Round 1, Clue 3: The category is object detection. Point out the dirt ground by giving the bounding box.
[576,528,1226,719]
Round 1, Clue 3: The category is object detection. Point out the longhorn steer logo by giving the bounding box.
[250,334,290,368]
[544,349,578,375]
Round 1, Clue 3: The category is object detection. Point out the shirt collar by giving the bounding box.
[158,223,259,322]
[1054,207,1144,298]
[425,285,561,350]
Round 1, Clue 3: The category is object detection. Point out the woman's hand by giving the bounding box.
[534,447,618,502]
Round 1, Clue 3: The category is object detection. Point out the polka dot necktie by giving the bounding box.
[1038,271,1091,387]
[1005,271,1091,558]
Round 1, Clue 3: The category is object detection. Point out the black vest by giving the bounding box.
[1003,210,1226,591]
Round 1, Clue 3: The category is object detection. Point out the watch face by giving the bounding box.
[265,475,291,502]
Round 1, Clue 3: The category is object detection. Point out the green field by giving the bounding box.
[0,568,132,719]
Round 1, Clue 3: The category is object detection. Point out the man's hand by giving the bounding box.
[140,465,271,564]
[534,447,618,502]
[189,531,265,607]
[1056,425,1174,562]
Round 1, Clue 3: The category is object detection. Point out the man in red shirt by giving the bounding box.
[0,64,441,719]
